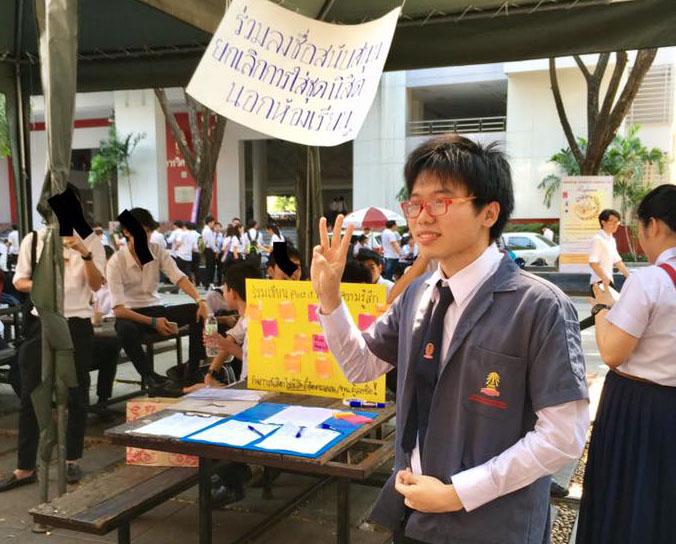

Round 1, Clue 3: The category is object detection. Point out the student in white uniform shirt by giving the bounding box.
[150,227,167,249]
[0,198,105,492]
[263,223,285,254]
[7,224,20,270]
[588,209,630,295]
[356,248,394,299]
[381,220,402,280]
[201,215,217,287]
[578,184,676,544]
[167,220,183,259]
[106,208,209,388]
[173,220,194,278]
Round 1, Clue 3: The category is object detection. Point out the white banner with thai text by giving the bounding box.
[186,0,400,146]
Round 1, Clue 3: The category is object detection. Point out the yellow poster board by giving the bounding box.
[246,279,388,402]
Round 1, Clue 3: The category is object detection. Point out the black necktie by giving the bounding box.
[402,281,454,457]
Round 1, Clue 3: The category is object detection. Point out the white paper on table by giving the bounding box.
[255,424,340,455]
[130,413,223,438]
[168,399,258,416]
[263,406,336,428]
[187,420,279,447]
[185,388,270,401]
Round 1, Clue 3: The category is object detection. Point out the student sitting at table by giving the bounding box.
[106,208,209,388]
[203,261,262,506]
[356,249,394,298]
[265,244,303,281]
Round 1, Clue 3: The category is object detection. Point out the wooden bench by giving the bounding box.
[30,465,197,544]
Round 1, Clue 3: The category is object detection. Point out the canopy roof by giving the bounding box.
[1,0,675,93]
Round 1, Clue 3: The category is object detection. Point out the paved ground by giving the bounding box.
[0,292,604,543]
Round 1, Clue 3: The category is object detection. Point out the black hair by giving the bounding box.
[267,244,301,270]
[598,209,621,227]
[205,215,214,224]
[637,184,676,233]
[129,207,159,230]
[356,248,382,267]
[225,224,240,240]
[404,134,514,242]
[104,245,115,260]
[385,220,396,229]
[246,219,258,229]
[11,224,18,230]
[186,222,196,230]
[224,262,262,302]
[357,234,367,243]
[173,220,184,228]
[267,223,281,237]
[341,260,372,284]
[214,222,222,227]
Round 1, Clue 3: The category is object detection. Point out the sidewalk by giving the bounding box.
[0,293,604,543]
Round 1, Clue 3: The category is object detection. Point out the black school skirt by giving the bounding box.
[577,370,676,544]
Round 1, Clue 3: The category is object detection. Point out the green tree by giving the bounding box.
[539,125,666,257]
[88,125,145,219]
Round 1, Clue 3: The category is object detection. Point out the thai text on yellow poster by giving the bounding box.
[246,279,387,402]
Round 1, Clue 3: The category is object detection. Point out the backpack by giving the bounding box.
[246,229,261,255]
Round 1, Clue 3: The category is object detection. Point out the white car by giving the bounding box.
[501,232,560,267]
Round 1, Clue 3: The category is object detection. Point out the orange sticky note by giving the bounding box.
[293,333,312,353]
[284,353,302,374]
[261,337,276,358]
[278,301,296,322]
[246,302,262,321]
[334,411,356,419]
[314,356,333,379]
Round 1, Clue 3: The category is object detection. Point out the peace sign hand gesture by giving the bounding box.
[311,215,354,315]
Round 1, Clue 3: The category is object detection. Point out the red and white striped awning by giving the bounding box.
[342,207,407,229]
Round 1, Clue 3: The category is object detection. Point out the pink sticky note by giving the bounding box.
[308,304,319,323]
[261,319,279,338]
[342,415,373,425]
[358,314,377,331]
[312,334,328,353]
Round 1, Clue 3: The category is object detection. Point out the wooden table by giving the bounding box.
[105,392,395,544]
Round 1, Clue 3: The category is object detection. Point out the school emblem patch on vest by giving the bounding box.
[423,342,434,359]
[469,372,507,410]
[480,372,501,397]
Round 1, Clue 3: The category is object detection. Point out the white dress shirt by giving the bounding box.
[8,230,20,255]
[202,225,217,251]
[13,229,106,318]
[167,228,182,257]
[227,317,249,379]
[150,230,167,249]
[607,247,676,385]
[381,229,399,259]
[589,229,622,284]
[320,243,588,512]
[175,230,195,261]
[106,243,186,309]
[376,275,394,298]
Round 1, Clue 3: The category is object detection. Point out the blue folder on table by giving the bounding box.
[182,402,378,459]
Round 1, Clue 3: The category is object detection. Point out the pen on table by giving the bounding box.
[247,425,265,438]
[343,399,387,409]
[295,427,304,438]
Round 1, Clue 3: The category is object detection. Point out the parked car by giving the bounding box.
[501,232,560,267]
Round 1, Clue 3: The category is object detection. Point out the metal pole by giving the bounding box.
[199,457,213,544]
[336,478,351,544]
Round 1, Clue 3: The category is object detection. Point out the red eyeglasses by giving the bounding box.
[400,196,476,218]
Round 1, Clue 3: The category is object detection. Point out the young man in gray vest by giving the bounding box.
[313,135,589,544]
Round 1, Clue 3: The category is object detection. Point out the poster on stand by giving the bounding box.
[559,176,614,273]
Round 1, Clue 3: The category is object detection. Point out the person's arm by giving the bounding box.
[392,240,401,257]
[177,276,210,321]
[592,279,641,368]
[13,233,36,292]
[313,216,396,382]
[616,260,630,278]
[589,262,611,284]
[387,255,431,304]
[64,236,104,292]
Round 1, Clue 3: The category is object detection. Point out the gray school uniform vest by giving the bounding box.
[364,256,587,544]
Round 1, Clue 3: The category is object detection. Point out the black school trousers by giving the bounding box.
[17,316,93,470]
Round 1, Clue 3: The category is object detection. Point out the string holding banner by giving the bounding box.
[186,0,400,147]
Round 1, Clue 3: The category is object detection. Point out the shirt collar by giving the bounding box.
[598,229,613,240]
[656,246,676,265]
[425,243,503,306]
[121,243,158,269]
